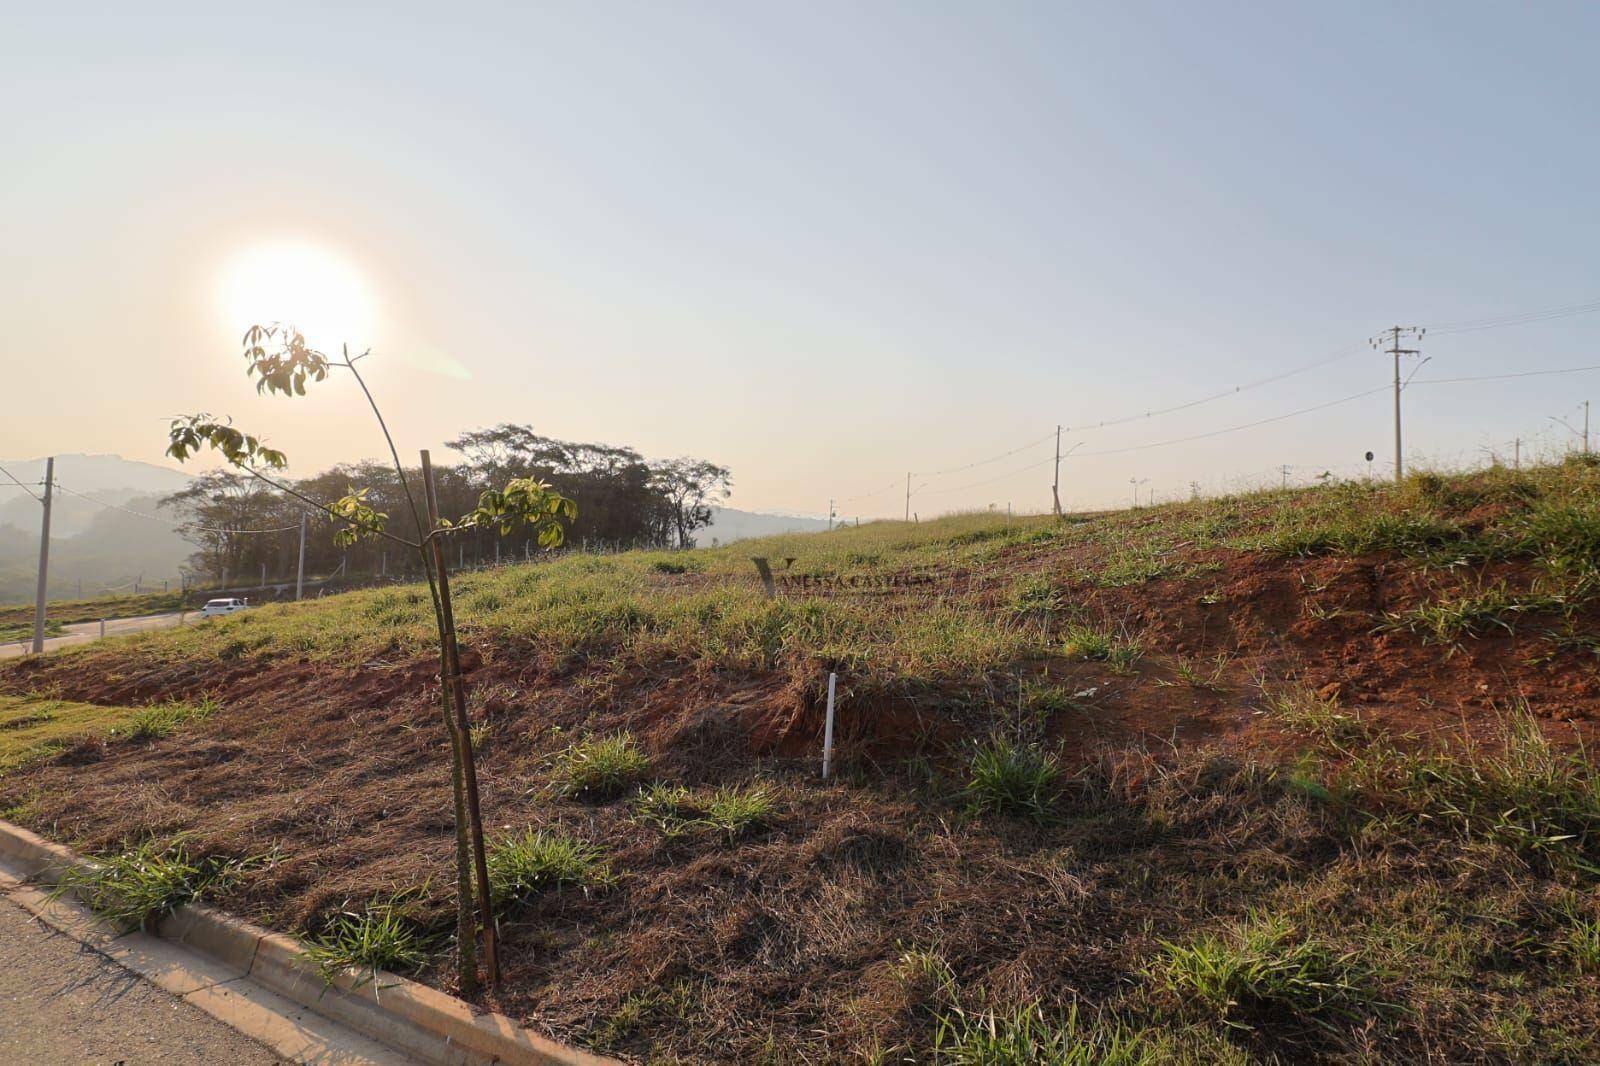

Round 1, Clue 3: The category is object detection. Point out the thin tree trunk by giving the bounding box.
[421,452,499,987]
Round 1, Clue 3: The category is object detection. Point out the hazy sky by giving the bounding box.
[3,3,1597,518]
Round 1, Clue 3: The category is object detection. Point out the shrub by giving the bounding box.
[486,828,612,911]
[964,735,1062,823]
[553,733,651,798]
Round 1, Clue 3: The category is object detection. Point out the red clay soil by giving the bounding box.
[1,546,1598,1060]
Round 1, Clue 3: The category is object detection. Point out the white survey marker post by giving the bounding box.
[822,671,837,779]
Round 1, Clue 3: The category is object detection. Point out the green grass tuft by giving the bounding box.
[552,732,651,799]
[931,1002,1199,1065]
[701,784,779,840]
[1157,914,1384,1032]
[304,891,436,987]
[486,828,612,911]
[1338,707,1600,872]
[1061,623,1143,674]
[963,735,1062,823]
[59,838,264,931]
[628,781,779,841]
[122,695,221,741]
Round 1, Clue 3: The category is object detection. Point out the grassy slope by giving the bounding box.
[1,459,1599,1063]
[0,694,150,772]
[0,588,186,628]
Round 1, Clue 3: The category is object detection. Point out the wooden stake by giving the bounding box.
[421,450,499,987]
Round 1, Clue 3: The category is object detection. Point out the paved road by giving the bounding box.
[0,612,191,660]
[0,890,281,1064]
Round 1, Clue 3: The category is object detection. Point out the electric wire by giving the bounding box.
[1061,341,1368,433]
[1407,363,1600,386]
[1423,298,1600,336]
[912,431,1057,477]
[52,482,304,535]
[0,464,42,502]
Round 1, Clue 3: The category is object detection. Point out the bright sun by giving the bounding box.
[220,242,375,351]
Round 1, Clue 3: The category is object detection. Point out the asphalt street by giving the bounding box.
[0,890,281,1064]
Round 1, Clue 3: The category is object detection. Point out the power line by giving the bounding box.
[1075,385,1392,458]
[913,431,1056,477]
[838,478,901,504]
[0,464,42,502]
[1408,363,1600,386]
[839,295,1600,508]
[916,454,1057,497]
[1062,341,1368,433]
[1424,297,1600,336]
[845,363,1600,509]
[52,482,304,535]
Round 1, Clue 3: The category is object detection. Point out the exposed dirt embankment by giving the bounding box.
[4,467,1600,1062]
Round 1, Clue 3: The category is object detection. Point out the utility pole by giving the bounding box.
[1586,400,1591,455]
[1371,326,1425,483]
[827,499,835,532]
[1051,425,1063,518]
[904,472,911,523]
[1514,438,1521,470]
[1280,464,1291,490]
[295,513,307,600]
[30,457,53,654]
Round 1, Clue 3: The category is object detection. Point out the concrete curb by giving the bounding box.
[0,818,619,1066]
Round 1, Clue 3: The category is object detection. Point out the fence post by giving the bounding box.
[822,672,837,779]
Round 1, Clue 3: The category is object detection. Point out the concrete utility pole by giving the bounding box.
[1051,425,1063,518]
[904,472,911,523]
[827,500,835,532]
[1514,438,1521,470]
[30,457,54,654]
[1280,464,1291,490]
[295,513,307,600]
[1371,326,1425,483]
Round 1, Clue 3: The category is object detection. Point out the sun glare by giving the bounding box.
[220,242,375,352]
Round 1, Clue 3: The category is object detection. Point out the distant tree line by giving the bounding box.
[160,424,731,586]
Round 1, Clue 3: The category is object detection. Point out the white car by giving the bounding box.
[199,598,249,617]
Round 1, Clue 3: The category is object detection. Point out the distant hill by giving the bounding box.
[0,455,193,602]
[692,507,831,546]
[0,454,191,495]
[0,454,192,539]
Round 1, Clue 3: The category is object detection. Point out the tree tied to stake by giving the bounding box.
[163,324,575,994]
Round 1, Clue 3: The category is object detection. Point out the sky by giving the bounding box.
[2,2,1598,519]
